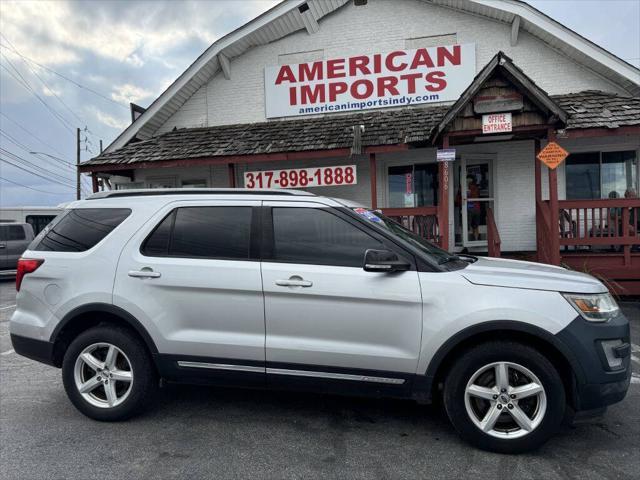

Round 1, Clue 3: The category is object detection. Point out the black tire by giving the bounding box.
[62,324,158,421]
[443,341,565,454]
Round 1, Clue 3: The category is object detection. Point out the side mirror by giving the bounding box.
[363,249,410,273]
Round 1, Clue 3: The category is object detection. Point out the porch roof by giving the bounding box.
[82,90,640,171]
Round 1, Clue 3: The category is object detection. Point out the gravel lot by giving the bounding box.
[1,278,639,479]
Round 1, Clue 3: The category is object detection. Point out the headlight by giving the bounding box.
[562,293,619,322]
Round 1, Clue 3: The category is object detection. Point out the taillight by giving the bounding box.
[16,258,44,292]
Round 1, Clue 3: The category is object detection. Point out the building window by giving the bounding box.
[115,182,144,190]
[565,150,638,200]
[388,163,439,208]
[25,215,57,236]
[181,179,208,188]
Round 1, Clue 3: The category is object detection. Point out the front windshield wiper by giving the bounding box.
[456,253,479,263]
[438,255,461,265]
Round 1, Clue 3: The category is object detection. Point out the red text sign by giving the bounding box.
[244,165,357,189]
[265,44,476,118]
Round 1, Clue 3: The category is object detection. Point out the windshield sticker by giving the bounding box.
[355,208,382,223]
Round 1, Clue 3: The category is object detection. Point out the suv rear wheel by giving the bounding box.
[443,341,565,453]
[62,325,157,421]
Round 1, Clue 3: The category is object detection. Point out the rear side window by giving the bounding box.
[271,207,383,267]
[142,207,252,260]
[31,208,131,252]
[0,225,26,241]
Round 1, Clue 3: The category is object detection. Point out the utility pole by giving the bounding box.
[76,127,81,200]
[100,139,103,153]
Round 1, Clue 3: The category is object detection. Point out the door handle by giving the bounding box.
[275,277,312,288]
[0,244,6,249]
[128,270,161,279]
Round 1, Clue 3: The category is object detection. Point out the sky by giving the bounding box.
[0,0,639,207]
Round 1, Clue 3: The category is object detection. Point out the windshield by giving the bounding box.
[351,208,468,268]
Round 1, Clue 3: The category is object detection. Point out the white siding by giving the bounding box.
[156,86,208,134]
[157,0,626,132]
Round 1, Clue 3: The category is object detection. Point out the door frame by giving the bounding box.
[459,154,496,248]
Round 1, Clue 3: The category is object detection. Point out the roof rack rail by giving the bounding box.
[86,188,315,200]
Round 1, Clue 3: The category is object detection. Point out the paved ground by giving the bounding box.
[1,279,639,480]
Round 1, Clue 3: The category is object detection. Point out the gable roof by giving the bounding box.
[429,51,568,142]
[82,90,640,172]
[103,0,640,155]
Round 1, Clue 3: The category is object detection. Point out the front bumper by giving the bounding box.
[10,334,56,367]
[556,311,631,411]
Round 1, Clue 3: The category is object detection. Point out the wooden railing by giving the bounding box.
[486,207,501,258]
[381,207,440,245]
[557,199,640,248]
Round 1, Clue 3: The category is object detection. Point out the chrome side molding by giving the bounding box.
[176,361,405,385]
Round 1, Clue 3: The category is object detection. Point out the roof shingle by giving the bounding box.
[83,90,639,168]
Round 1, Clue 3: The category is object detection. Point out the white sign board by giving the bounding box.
[265,44,476,118]
[244,165,357,189]
[437,148,456,162]
[482,113,513,134]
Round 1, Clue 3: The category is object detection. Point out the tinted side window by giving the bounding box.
[0,225,25,241]
[272,208,383,267]
[7,225,26,240]
[32,208,131,252]
[141,212,174,256]
[143,207,252,260]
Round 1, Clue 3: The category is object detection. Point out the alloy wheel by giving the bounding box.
[73,343,134,409]
[464,361,547,439]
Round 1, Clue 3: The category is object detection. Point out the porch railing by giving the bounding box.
[557,199,640,248]
[381,207,440,245]
[486,207,501,258]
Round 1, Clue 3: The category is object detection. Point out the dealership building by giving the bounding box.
[81,0,640,293]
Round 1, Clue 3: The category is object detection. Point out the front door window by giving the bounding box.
[458,160,494,246]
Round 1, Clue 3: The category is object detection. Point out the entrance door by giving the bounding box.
[460,158,494,247]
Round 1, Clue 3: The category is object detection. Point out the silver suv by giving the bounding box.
[10,189,631,453]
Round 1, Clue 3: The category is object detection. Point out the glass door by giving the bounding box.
[460,158,494,247]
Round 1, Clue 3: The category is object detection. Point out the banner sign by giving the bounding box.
[437,148,456,162]
[265,44,476,118]
[482,113,512,134]
[244,165,357,189]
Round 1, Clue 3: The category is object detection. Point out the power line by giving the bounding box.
[0,41,129,111]
[0,56,76,134]
[0,52,75,136]
[0,157,76,189]
[0,175,72,195]
[1,148,76,185]
[1,33,87,127]
[0,111,68,158]
[0,128,75,171]
[1,148,77,186]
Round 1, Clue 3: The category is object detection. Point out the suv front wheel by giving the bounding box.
[62,324,158,421]
[444,341,565,453]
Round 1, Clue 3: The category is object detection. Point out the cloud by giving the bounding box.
[91,107,129,130]
[111,83,153,104]
[1,0,279,68]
